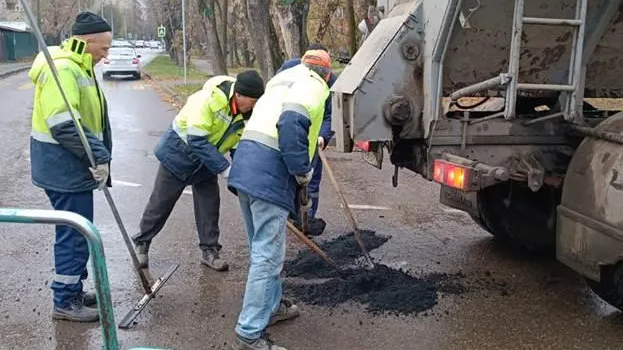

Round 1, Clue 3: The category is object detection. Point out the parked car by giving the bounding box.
[102,47,142,80]
[112,40,133,48]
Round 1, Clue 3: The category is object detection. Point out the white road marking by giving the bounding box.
[339,204,393,211]
[112,180,142,187]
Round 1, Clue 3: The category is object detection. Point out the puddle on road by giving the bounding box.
[284,231,512,316]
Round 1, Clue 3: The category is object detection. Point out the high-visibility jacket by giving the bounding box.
[29,37,112,192]
[154,76,246,182]
[277,58,337,146]
[228,64,330,214]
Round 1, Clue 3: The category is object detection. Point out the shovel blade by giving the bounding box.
[117,264,179,329]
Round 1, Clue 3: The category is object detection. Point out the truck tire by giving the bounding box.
[474,180,560,252]
[586,264,623,311]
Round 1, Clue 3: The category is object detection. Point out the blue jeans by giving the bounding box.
[235,192,288,340]
[308,153,323,219]
[45,190,93,308]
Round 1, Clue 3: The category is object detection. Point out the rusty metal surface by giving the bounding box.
[330,6,418,95]
[557,112,623,277]
[442,0,623,98]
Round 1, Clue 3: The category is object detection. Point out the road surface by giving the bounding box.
[0,49,622,350]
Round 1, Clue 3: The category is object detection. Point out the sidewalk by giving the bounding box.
[0,62,31,79]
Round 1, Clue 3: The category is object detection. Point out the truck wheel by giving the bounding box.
[474,180,560,251]
[586,264,623,310]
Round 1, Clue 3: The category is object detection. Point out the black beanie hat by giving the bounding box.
[72,11,112,35]
[234,70,265,99]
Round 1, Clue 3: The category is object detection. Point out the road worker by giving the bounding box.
[276,43,337,237]
[227,50,332,350]
[132,70,264,272]
[29,12,113,322]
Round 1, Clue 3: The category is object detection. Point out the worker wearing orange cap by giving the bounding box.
[227,49,332,350]
[276,43,338,237]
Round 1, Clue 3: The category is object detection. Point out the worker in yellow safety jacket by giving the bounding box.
[227,50,332,350]
[132,70,265,272]
[29,12,112,323]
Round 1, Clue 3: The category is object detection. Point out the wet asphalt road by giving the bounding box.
[1,53,623,350]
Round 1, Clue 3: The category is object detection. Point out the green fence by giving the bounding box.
[0,29,38,61]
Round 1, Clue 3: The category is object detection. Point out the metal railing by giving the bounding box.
[0,208,119,349]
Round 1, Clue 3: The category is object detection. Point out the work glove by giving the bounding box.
[89,163,109,189]
[317,136,325,150]
[299,195,312,213]
[218,165,231,180]
[295,169,313,186]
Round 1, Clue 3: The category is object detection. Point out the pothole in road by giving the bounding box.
[284,231,512,316]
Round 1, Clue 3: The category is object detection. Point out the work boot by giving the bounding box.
[201,249,229,271]
[134,241,150,268]
[307,218,327,237]
[232,333,287,350]
[268,297,300,326]
[81,291,97,307]
[52,298,100,323]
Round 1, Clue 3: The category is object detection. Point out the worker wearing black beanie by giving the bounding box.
[72,11,112,36]
[234,70,265,99]
[132,70,265,275]
[29,12,113,324]
[64,11,113,65]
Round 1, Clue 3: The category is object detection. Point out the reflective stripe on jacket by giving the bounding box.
[155,76,245,182]
[228,65,329,213]
[29,37,112,192]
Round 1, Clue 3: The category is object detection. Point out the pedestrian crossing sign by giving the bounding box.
[157,26,166,38]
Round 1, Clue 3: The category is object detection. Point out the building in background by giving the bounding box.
[0,0,26,22]
[0,22,37,62]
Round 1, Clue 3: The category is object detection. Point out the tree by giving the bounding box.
[244,0,282,81]
[197,0,227,74]
[312,0,340,44]
[345,0,357,55]
[273,0,309,59]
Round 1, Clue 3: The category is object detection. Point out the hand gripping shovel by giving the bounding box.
[20,2,178,329]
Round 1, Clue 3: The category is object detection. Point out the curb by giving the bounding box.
[141,70,185,108]
[0,66,29,79]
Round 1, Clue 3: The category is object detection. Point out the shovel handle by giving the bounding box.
[286,221,345,276]
[318,149,375,268]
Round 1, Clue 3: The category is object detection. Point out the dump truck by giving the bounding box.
[331,0,623,309]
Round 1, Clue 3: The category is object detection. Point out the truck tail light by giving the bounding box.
[355,141,370,152]
[433,160,470,190]
[132,58,140,65]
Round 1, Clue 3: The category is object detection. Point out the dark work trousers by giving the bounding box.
[308,152,323,218]
[45,190,93,308]
[132,164,222,252]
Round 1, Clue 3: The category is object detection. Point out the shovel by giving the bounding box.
[318,148,375,268]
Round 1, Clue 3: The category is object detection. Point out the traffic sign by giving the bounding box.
[157,26,166,38]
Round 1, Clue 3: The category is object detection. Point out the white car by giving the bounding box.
[102,47,142,80]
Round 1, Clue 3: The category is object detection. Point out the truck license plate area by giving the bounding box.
[439,186,479,217]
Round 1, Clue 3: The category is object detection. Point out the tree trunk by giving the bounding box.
[220,0,229,62]
[241,39,251,67]
[203,0,228,74]
[274,0,310,59]
[245,0,278,81]
[313,0,340,43]
[345,0,357,56]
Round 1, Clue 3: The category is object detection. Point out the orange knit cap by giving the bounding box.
[302,49,332,69]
